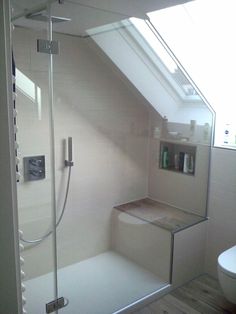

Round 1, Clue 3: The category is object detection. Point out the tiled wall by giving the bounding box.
[172,221,207,287]
[147,108,211,216]
[13,27,235,283]
[14,27,150,278]
[111,208,171,282]
[205,147,236,278]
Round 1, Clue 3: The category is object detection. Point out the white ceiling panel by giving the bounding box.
[12,0,193,36]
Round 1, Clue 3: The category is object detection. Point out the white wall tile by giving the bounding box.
[172,221,207,287]
[148,110,211,216]
[14,28,150,278]
[205,147,236,278]
[14,27,236,286]
[111,209,171,282]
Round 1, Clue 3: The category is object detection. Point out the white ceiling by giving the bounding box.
[12,0,193,36]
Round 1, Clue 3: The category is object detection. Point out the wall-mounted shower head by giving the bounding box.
[26,12,71,23]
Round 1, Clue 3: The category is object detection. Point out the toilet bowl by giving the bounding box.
[218,245,236,304]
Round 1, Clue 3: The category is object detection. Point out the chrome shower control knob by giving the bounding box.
[19,243,24,252]
[16,171,21,181]
[11,23,15,32]
[21,283,26,292]
[16,157,20,165]
[13,108,18,117]
[20,256,25,266]
[22,296,26,305]
[14,125,18,133]
[21,270,25,280]
[15,142,19,150]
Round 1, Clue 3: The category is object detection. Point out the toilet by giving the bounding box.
[218,245,236,304]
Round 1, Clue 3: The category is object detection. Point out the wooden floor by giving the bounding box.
[134,275,236,314]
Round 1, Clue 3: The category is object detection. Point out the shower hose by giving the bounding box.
[20,165,72,244]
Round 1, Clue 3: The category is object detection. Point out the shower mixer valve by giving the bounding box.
[23,155,45,181]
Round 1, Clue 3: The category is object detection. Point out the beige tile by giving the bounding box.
[172,221,207,287]
[148,133,210,216]
[14,27,150,278]
[111,208,171,281]
[205,148,236,278]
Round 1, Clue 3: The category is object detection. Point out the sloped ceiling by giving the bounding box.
[12,0,193,36]
[12,0,210,124]
[87,21,212,124]
[55,0,194,18]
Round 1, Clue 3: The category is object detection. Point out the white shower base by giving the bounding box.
[25,251,168,314]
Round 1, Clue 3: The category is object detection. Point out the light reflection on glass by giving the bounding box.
[16,68,42,120]
[147,0,236,147]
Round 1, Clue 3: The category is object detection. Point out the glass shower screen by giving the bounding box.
[12,0,213,313]
[11,2,58,313]
[51,1,171,314]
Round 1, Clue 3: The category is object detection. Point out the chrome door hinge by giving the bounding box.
[46,297,67,313]
[37,39,59,55]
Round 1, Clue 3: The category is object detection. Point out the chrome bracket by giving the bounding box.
[46,297,67,313]
[37,39,59,55]
[65,160,74,167]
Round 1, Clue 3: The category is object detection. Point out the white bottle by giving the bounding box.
[223,123,231,145]
[153,127,161,139]
[190,120,196,141]
[162,116,168,138]
[188,154,194,174]
[183,153,189,173]
[203,123,210,142]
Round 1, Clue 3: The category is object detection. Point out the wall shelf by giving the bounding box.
[159,140,196,176]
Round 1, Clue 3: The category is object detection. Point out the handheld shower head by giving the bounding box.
[65,137,74,167]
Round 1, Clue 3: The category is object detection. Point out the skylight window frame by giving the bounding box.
[145,2,236,150]
[127,18,202,103]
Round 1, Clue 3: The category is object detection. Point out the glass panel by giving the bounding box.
[51,2,172,314]
[84,16,213,217]
[130,18,200,100]
[148,0,236,149]
[11,0,214,312]
[11,2,57,313]
[144,2,230,147]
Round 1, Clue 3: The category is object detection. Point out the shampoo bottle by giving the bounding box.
[188,154,194,174]
[183,153,189,173]
[162,146,169,169]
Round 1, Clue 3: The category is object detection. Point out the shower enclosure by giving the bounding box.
[10,1,214,313]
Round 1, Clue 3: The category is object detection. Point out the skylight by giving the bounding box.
[88,13,212,128]
[130,17,199,101]
[145,0,236,148]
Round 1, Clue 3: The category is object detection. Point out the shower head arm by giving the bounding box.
[11,0,60,22]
